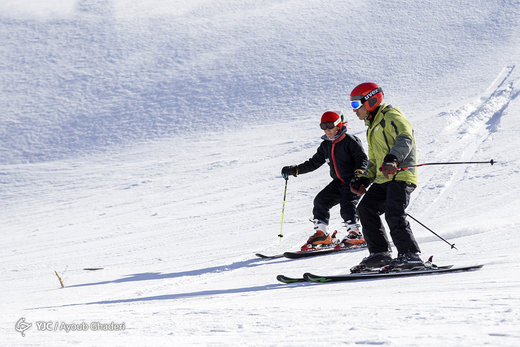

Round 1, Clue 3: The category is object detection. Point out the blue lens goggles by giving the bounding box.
[351,100,363,110]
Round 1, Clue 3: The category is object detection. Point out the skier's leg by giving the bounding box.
[385,181,421,254]
[312,181,341,224]
[357,183,391,253]
[339,184,360,224]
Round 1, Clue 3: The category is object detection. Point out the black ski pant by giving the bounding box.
[313,180,359,225]
[357,180,420,255]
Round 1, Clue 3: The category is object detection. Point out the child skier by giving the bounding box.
[281,111,368,251]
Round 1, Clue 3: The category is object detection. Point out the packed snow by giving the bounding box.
[1,0,520,346]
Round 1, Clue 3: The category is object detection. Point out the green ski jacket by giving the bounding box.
[362,103,418,186]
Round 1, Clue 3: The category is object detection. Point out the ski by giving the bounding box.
[302,264,484,283]
[283,243,366,259]
[255,253,284,259]
[276,275,306,283]
[257,243,366,260]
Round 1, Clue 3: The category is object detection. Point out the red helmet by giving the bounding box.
[350,82,384,111]
[320,111,345,129]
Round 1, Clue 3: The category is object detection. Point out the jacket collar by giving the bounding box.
[321,126,347,142]
[365,104,386,127]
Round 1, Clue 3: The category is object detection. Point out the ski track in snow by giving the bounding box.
[410,65,520,229]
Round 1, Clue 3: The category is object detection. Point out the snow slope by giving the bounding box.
[1,0,520,346]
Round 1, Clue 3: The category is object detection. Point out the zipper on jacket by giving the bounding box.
[331,134,346,185]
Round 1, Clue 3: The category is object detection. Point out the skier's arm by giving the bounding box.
[296,144,326,175]
[387,115,414,163]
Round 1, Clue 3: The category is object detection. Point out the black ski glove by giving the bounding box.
[281,165,298,179]
[350,176,370,195]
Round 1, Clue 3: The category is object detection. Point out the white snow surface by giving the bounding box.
[1,0,520,346]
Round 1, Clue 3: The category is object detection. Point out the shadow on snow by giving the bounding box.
[51,282,306,309]
[67,257,287,288]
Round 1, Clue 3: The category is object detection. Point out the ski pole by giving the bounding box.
[407,213,458,250]
[278,177,288,239]
[400,159,495,170]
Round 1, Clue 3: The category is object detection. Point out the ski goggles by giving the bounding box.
[350,99,363,110]
[320,121,337,130]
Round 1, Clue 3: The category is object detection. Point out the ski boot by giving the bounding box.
[334,222,366,250]
[380,252,425,272]
[350,252,393,273]
[301,220,333,251]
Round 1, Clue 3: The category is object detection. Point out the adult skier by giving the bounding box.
[348,82,424,271]
[281,111,368,251]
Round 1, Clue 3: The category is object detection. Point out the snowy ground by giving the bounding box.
[1,1,520,346]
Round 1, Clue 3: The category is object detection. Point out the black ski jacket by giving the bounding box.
[297,127,368,185]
